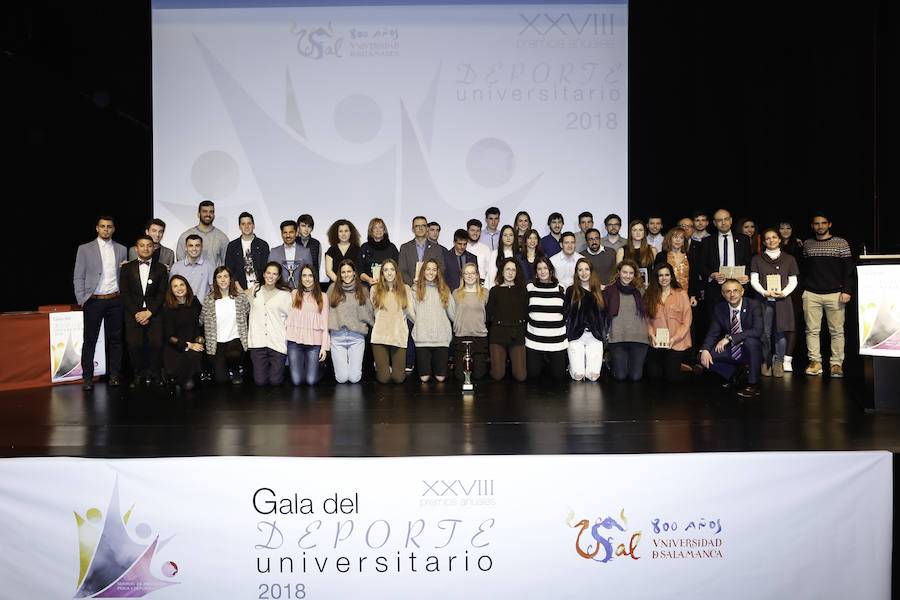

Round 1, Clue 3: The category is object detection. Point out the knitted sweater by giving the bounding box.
[328,285,375,335]
[370,285,416,348]
[802,236,853,294]
[200,291,250,355]
[247,288,292,353]
[411,284,456,347]
[607,293,650,345]
[286,290,331,351]
[525,281,568,351]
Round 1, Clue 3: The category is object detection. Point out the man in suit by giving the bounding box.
[268,220,312,289]
[225,211,269,291]
[700,279,764,398]
[700,208,752,315]
[398,215,446,285]
[120,235,169,387]
[73,216,128,391]
[296,214,322,282]
[444,229,477,290]
[127,218,174,269]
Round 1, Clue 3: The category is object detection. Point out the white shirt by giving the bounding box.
[138,258,152,307]
[482,229,500,251]
[215,296,240,342]
[550,251,584,288]
[467,241,491,284]
[95,238,119,295]
[717,231,736,268]
[484,248,515,290]
[284,244,296,262]
[647,233,664,253]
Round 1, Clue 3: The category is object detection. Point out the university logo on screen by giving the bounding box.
[73,479,180,598]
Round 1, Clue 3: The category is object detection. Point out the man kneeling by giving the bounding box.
[700,279,763,398]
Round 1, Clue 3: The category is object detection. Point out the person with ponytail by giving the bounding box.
[565,258,607,381]
[286,264,330,385]
[328,259,374,383]
[602,259,650,381]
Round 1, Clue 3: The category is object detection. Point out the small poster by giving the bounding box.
[765,274,782,294]
[858,263,900,357]
[655,327,670,348]
[49,312,106,383]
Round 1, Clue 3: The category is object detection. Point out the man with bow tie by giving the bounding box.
[120,236,168,387]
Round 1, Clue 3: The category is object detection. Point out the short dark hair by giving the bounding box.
[810,211,831,223]
[485,207,500,218]
[185,234,203,245]
[603,213,620,226]
[453,228,468,242]
[547,212,563,225]
[280,220,297,232]
[412,215,427,224]
[297,214,314,228]
[198,200,215,211]
[97,215,115,225]
[579,211,594,222]
[585,228,601,239]
[560,231,577,242]
[647,215,663,222]
[690,209,709,220]
[135,234,154,245]
[427,221,440,229]
[467,218,482,229]
[239,211,254,224]
[144,218,166,231]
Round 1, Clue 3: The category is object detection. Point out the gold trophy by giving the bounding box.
[461,340,475,393]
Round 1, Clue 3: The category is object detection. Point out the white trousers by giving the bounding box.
[567,331,604,381]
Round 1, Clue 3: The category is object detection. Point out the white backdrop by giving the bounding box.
[151,1,628,247]
[0,452,891,598]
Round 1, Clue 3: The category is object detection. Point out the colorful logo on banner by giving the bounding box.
[567,509,641,563]
[73,479,179,598]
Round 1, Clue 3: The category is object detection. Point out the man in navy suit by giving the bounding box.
[120,236,169,387]
[73,216,128,390]
[443,229,477,290]
[700,279,764,397]
[700,209,752,315]
[268,220,312,289]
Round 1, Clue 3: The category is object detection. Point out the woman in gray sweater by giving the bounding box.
[411,259,456,382]
[328,259,374,383]
[601,259,650,381]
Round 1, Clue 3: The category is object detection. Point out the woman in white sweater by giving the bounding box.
[248,261,293,386]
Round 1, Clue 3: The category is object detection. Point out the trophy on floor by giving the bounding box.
[283,260,301,288]
[461,340,475,393]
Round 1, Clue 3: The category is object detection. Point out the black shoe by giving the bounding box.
[129,377,140,389]
[232,373,243,385]
[200,371,213,383]
[82,382,94,391]
[108,375,121,387]
[737,385,760,398]
[150,375,165,387]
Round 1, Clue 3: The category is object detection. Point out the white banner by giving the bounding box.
[858,263,900,356]
[49,312,106,383]
[151,2,628,246]
[0,453,891,599]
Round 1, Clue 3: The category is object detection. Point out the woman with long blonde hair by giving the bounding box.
[370,258,415,383]
[411,259,455,382]
[452,262,489,381]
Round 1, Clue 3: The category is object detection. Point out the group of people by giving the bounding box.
[73,202,854,397]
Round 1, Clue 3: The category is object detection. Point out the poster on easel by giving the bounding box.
[49,312,106,383]
[857,263,900,357]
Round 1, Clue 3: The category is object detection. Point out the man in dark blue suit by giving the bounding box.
[443,229,477,291]
[700,279,764,397]
[699,209,752,315]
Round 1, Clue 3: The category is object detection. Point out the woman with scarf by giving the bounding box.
[602,259,650,381]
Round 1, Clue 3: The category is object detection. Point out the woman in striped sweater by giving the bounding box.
[525,257,568,380]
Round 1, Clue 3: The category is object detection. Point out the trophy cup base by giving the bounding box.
[462,383,474,393]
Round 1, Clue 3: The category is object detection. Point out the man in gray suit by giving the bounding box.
[128,218,175,269]
[398,215,446,285]
[268,220,313,289]
[73,216,128,391]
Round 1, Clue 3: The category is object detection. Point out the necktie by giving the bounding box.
[139,260,150,266]
[730,308,743,360]
[722,234,729,267]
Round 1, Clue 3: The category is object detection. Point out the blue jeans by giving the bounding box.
[608,342,649,381]
[287,342,321,385]
[763,302,787,364]
[331,329,365,383]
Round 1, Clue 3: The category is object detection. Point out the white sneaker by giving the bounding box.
[783,356,793,372]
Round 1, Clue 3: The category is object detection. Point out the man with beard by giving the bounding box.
[175,200,230,266]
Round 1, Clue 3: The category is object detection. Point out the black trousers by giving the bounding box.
[81,296,124,381]
[526,348,568,381]
[124,318,163,377]
[453,336,489,382]
[214,339,245,383]
[645,348,689,382]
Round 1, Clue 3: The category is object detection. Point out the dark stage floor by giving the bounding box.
[1,372,897,458]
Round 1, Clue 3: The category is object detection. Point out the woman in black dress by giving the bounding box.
[162,275,204,390]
